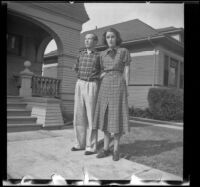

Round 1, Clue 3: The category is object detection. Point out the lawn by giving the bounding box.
[110,122,183,177]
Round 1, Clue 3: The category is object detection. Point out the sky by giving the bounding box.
[45,3,184,54]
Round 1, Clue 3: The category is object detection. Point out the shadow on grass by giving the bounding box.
[119,139,183,157]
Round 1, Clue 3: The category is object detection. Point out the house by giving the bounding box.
[7,2,89,130]
[43,19,184,109]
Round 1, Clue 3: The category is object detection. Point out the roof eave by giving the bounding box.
[86,34,183,50]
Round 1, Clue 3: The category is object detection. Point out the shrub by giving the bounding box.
[129,106,153,119]
[147,87,183,121]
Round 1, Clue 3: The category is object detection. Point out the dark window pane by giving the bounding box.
[169,58,178,87]
[180,61,184,89]
[7,33,22,56]
[164,55,169,86]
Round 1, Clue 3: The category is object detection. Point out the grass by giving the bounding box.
[129,107,183,123]
[111,122,183,177]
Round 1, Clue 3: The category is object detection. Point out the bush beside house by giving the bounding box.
[129,87,183,122]
[147,87,183,121]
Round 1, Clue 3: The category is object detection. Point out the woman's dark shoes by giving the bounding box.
[96,149,110,158]
[113,151,120,161]
[84,151,97,155]
[71,147,84,151]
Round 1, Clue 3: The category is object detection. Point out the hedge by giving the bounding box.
[129,107,153,119]
[147,87,183,121]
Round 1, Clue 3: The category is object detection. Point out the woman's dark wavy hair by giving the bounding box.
[102,28,122,47]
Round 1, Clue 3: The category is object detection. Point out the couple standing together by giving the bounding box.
[72,28,131,161]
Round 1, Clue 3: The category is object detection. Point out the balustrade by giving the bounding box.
[32,75,60,98]
[18,60,60,98]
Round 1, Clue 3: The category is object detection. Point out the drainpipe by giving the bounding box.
[148,37,157,87]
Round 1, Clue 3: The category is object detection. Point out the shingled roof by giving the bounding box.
[44,50,58,58]
[44,19,183,57]
[80,19,163,48]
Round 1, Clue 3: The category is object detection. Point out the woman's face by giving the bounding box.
[106,31,117,48]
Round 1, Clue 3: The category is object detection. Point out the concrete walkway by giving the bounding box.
[7,129,182,181]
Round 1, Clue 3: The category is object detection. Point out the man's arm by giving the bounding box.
[73,54,80,73]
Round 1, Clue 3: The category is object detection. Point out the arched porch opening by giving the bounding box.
[41,39,58,78]
[7,10,63,95]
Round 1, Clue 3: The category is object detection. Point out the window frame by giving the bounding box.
[163,54,180,89]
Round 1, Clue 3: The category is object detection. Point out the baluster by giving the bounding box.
[42,77,46,97]
[47,78,51,96]
[50,79,54,97]
[45,78,48,96]
[33,76,36,96]
[44,78,48,97]
[36,76,40,96]
[31,76,34,96]
[33,76,35,96]
[40,77,43,96]
[56,80,60,98]
[53,79,56,97]
[54,79,57,98]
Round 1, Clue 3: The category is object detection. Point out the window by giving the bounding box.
[7,33,22,56]
[164,55,169,86]
[169,58,178,87]
[180,61,184,89]
[163,55,179,88]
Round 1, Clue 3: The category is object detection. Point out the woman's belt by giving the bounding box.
[104,70,123,75]
[79,77,97,82]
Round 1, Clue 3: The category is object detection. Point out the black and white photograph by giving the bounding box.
[4,1,187,185]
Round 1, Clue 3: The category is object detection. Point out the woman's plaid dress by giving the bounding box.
[93,47,131,134]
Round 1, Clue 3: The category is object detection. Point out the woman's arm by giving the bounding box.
[124,65,130,86]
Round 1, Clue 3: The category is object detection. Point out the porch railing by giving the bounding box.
[32,75,60,98]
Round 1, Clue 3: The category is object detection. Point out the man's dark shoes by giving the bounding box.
[113,151,120,161]
[71,147,84,151]
[96,149,110,158]
[84,151,97,155]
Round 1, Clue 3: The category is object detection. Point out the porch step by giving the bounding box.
[7,124,42,133]
[7,116,37,124]
[7,103,27,109]
[7,109,31,117]
[7,96,23,103]
[6,96,42,133]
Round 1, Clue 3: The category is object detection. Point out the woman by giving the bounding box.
[93,28,131,161]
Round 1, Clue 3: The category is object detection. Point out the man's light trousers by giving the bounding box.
[73,79,99,152]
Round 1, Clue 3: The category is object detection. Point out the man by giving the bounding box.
[72,33,100,155]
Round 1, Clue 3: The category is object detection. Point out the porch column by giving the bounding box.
[19,61,34,97]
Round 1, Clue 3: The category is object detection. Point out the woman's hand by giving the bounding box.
[100,72,106,79]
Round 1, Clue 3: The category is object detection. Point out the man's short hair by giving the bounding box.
[86,33,98,42]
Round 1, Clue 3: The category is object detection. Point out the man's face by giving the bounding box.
[85,34,96,49]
